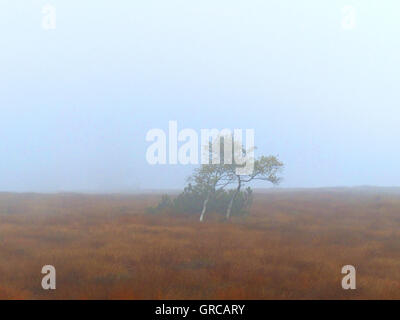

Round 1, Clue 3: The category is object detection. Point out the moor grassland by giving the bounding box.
[0,189,399,299]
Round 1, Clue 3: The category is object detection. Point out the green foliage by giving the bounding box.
[149,184,253,216]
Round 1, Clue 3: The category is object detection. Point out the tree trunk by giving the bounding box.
[226,179,241,219]
[200,193,210,222]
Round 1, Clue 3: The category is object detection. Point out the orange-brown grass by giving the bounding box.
[0,189,399,299]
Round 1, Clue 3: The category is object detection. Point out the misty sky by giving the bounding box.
[1,1,399,192]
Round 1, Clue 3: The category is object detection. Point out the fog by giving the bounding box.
[1,1,399,192]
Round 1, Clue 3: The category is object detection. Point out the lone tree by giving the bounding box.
[192,134,284,220]
[149,133,284,221]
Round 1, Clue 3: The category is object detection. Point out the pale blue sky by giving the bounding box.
[1,1,399,192]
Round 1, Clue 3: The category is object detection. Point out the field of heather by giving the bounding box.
[0,189,399,299]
